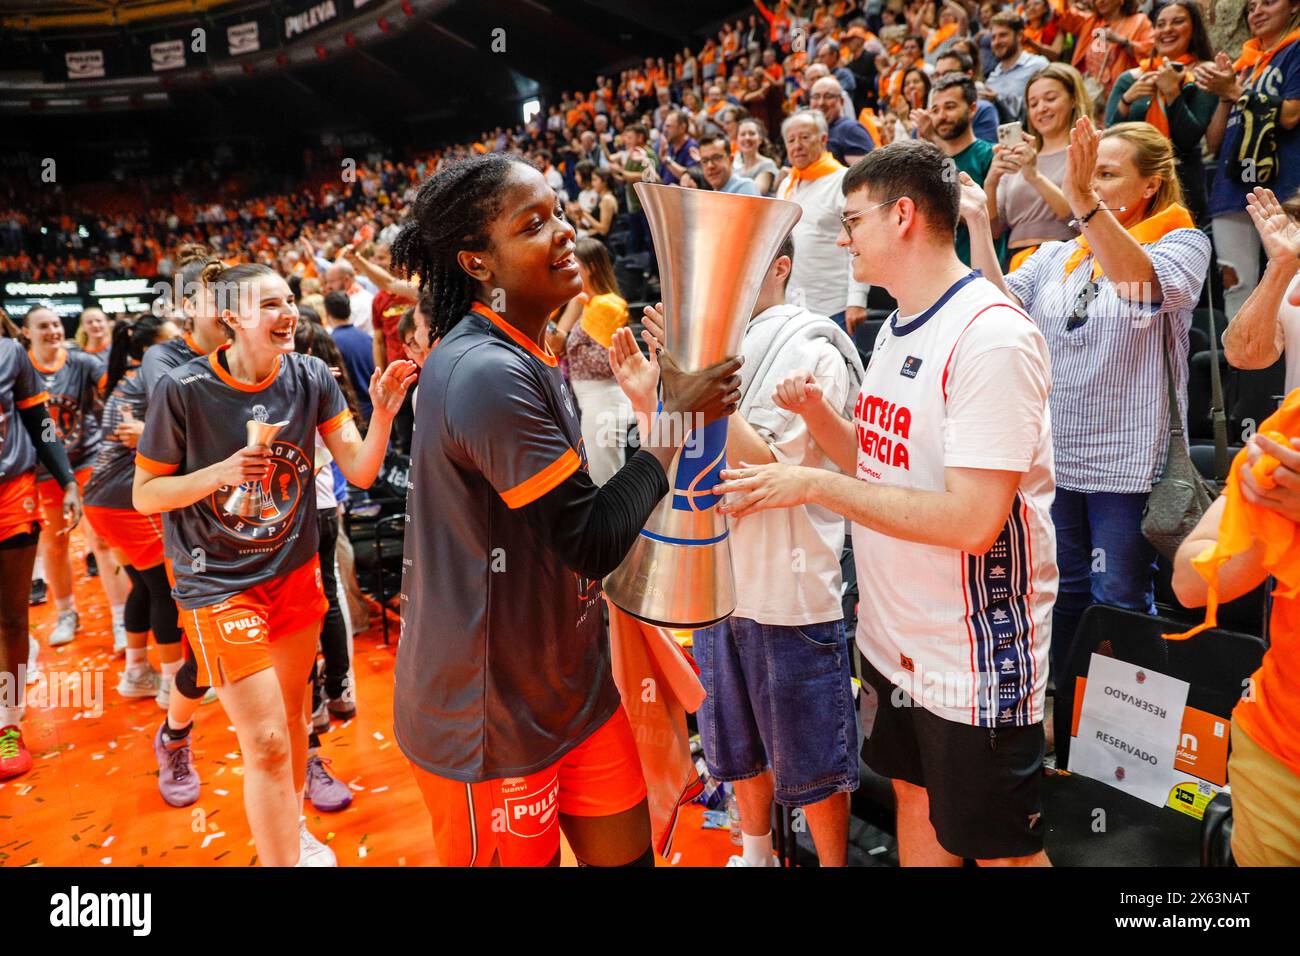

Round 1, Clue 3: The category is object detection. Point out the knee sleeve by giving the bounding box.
[122,565,152,633]
[140,564,182,646]
[173,653,209,701]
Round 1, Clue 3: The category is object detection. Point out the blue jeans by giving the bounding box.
[694,616,859,807]
[828,310,848,332]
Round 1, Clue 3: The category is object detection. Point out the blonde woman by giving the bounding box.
[987,64,1092,271]
[963,119,1212,764]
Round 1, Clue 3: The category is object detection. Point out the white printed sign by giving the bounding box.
[227,21,260,56]
[150,39,186,72]
[66,50,106,80]
[1069,654,1189,807]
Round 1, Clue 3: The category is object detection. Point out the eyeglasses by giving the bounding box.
[699,152,730,166]
[840,197,902,236]
[1068,280,1098,331]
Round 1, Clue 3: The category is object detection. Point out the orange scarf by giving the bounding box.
[1128,53,1196,137]
[784,151,844,192]
[1235,29,1300,83]
[927,22,957,53]
[1168,391,1300,640]
[1063,203,1195,279]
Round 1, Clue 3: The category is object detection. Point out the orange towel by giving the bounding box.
[607,602,706,858]
[1170,392,1300,640]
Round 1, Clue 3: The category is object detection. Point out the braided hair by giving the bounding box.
[390,153,530,342]
[105,313,174,398]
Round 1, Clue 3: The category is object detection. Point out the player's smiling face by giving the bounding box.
[226,274,299,355]
[474,164,580,316]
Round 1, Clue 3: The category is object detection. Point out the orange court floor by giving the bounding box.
[0,528,736,869]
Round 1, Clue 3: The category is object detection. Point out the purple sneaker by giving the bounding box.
[306,753,353,812]
[153,723,201,807]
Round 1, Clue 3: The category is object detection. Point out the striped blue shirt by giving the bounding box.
[1006,226,1211,494]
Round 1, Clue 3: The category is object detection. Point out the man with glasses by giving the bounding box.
[809,76,875,166]
[698,136,761,195]
[715,140,1057,867]
[778,110,870,333]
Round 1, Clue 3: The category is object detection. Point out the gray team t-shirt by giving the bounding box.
[85,366,146,512]
[393,304,621,783]
[31,347,104,477]
[0,339,45,484]
[136,347,350,609]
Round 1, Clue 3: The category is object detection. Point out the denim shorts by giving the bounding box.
[694,616,859,807]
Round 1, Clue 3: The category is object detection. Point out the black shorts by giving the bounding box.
[0,528,39,551]
[857,654,1045,861]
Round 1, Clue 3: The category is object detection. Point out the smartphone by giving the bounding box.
[997,121,1023,148]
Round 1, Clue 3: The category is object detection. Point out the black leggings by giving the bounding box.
[122,564,182,644]
[313,510,349,701]
[122,563,211,702]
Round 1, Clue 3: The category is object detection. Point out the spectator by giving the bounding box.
[672,235,862,869]
[1222,186,1300,385]
[1106,1,1217,225]
[914,74,996,265]
[1200,0,1300,318]
[984,12,1051,121]
[811,76,877,165]
[986,63,1090,271]
[734,118,781,195]
[323,290,376,423]
[698,135,761,194]
[1022,0,1066,63]
[652,86,677,131]
[778,110,871,331]
[882,66,933,143]
[935,49,1000,141]
[1056,0,1156,110]
[569,167,619,238]
[322,261,375,337]
[607,124,658,258]
[543,239,631,486]
[964,118,1211,753]
[657,109,701,185]
[816,39,859,95]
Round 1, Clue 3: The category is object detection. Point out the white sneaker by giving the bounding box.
[26,637,39,685]
[48,610,78,647]
[117,664,162,699]
[725,853,780,867]
[296,820,337,867]
[112,624,127,656]
[156,676,172,711]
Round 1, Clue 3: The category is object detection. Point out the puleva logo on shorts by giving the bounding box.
[500,775,560,839]
[210,438,311,542]
[212,606,269,646]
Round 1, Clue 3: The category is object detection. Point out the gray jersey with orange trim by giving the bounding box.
[30,347,105,477]
[136,347,350,610]
[393,305,618,783]
[85,366,146,511]
[0,338,47,482]
[137,332,203,396]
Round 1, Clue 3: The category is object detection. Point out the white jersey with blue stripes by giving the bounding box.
[851,272,1058,728]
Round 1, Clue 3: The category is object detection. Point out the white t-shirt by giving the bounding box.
[730,305,856,626]
[1281,273,1300,394]
[852,273,1057,728]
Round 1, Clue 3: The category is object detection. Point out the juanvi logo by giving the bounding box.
[50,886,151,936]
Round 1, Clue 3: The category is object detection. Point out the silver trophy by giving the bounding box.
[603,182,802,628]
[222,419,289,518]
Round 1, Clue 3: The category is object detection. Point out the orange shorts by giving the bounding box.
[410,706,648,867]
[177,556,326,687]
[37,466,91,512]
[84,505,165,570]
[0,472,41,543]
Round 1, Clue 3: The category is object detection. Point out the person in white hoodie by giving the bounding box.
[643,236,864,867]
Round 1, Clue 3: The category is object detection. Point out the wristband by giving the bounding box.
[1068,202,1108,229]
